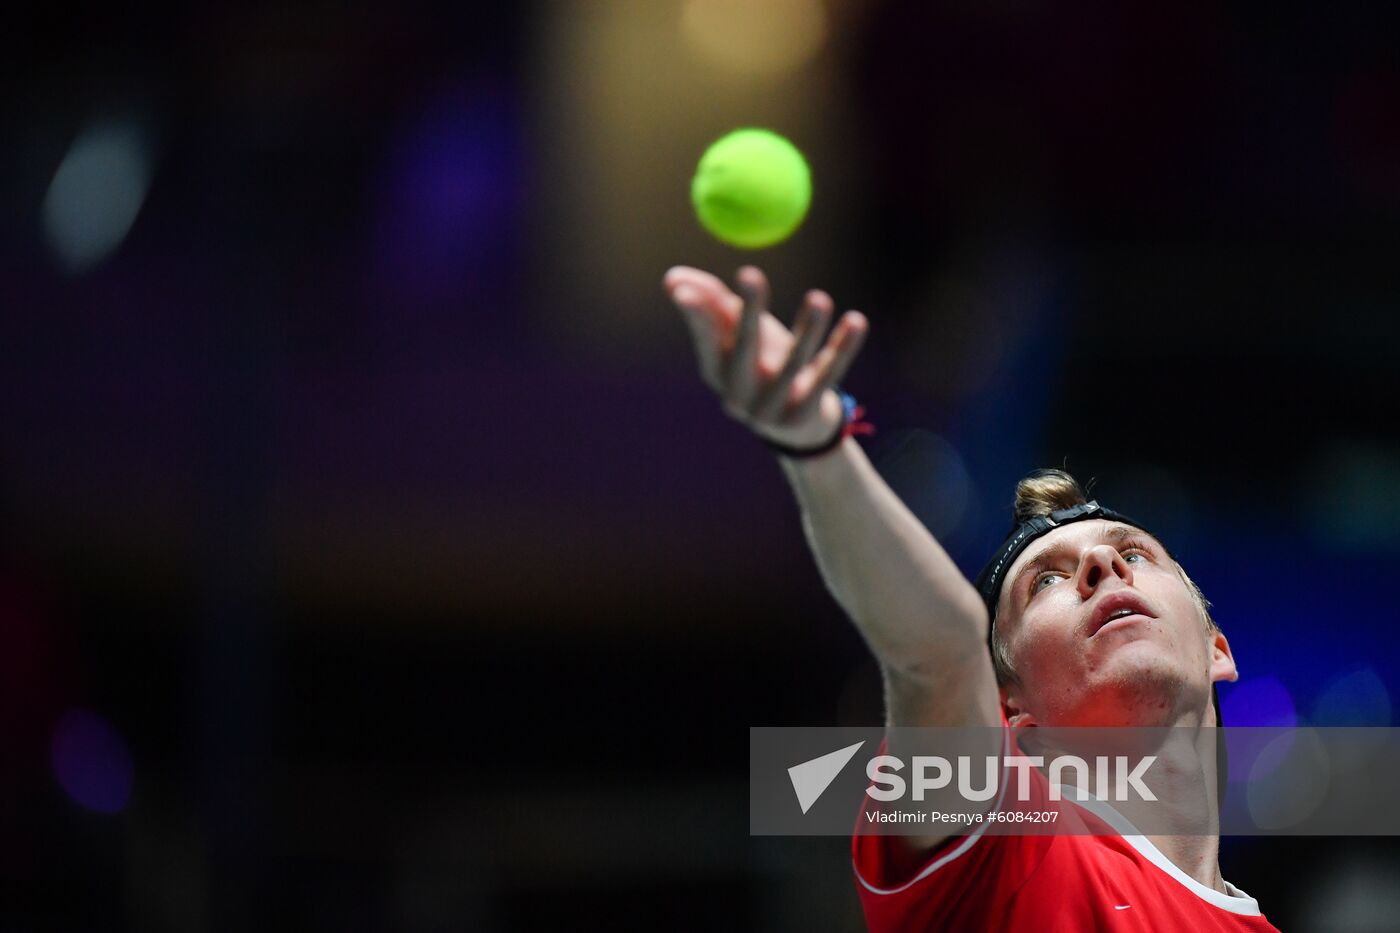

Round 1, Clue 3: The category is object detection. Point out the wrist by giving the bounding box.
[763,389,874,461]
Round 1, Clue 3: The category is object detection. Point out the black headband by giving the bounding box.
[973,500,1160,622]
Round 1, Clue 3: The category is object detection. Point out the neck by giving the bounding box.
[1148,833,1226,894]
[1141,737,1225,893]
[1145,704,1227,893]
[1032,707,1227,893]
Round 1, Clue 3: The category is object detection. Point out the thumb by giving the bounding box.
[672,285,724,388]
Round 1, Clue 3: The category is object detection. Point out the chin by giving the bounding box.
[1070,655,1194,727]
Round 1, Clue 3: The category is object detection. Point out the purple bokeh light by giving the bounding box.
[51,709,134,814]
[371,81,521,310]
[1221,675,1300,787]
[1220,674,1297,729]
[1313,667,1392,727]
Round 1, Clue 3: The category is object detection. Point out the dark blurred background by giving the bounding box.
[5,2,1400,930]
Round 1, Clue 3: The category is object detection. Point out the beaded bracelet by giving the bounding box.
[764,389,875,460]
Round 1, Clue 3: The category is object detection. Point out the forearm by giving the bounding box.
[662,264,995,731]
[780,437,989,677]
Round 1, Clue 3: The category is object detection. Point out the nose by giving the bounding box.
[1076,544,1133,599]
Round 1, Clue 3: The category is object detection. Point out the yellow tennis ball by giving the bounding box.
[691,128,812,249]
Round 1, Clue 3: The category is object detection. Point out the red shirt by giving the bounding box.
[853,734,1280,932]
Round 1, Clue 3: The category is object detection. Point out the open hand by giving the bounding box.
[663,265,869,451]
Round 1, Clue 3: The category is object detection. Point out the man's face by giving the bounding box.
[994,519,1236,728]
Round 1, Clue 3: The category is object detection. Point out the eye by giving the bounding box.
[1033,572,1067,593]
[1120,537,1154,564]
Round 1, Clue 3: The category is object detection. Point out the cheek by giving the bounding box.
[1014,605,1082,673]
[1151,576,1208,637]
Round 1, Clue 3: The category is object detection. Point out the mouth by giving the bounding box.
[1088,593,1156,637]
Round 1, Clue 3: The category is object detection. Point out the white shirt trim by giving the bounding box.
[853,729,1011,896]
[1054,785,1262,916]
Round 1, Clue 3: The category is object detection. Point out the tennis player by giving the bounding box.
[664,264,1280,931]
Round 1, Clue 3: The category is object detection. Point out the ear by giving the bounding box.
[1001,684,1038,729]
[1209,629,1238,684]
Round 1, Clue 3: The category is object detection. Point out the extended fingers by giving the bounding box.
[666,266,870,440]
[819,310,869,388]
[726,266,769,407]
[792,310,869,421]
[752,289,833,421]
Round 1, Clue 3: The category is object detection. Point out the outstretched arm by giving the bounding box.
[663,265,999,732]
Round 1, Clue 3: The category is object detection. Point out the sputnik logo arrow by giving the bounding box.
[788,740,866,814]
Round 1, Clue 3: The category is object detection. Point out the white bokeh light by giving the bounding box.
[42,118,154,272]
